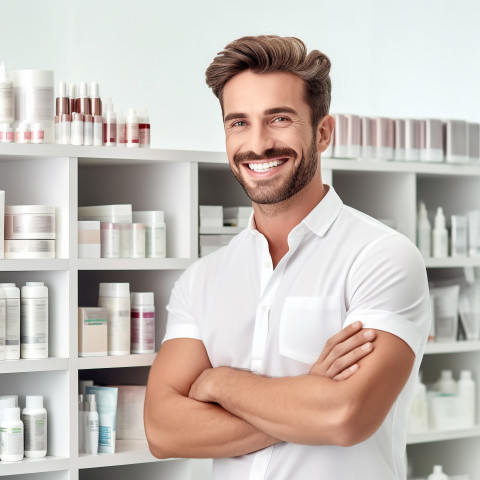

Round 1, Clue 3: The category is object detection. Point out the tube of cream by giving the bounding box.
[85,386,118,454]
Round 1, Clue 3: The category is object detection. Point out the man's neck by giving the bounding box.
[253,176,327,268]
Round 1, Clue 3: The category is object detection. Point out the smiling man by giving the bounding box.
[145,36,430,480]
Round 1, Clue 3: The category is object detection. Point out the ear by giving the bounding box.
[316,115,335,153]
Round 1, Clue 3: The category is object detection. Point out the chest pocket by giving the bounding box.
[279,296,342,365]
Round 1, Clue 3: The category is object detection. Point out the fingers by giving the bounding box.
[314,321,363,364]
[329,341,374,380]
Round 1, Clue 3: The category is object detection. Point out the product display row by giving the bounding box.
[326,113,480,164]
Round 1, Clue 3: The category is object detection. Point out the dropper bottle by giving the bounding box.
[432,207,448,258]
[103,97,117,146]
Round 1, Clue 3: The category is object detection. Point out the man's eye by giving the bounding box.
[232,120,247,127]
[273,117,289,123]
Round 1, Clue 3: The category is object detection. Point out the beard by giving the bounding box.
[231,139,319,205]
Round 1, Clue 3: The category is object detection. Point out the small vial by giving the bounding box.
[69,83,77,115]
[59,114,71,145]
[103,97,116,146]
[126,108,139,148]
[15,122,31,143]
[131,292,155,354]
[2,124,13,143]
[83,114,93,146]
[71,113,84,146]
[31,123,45,144]
[93,116,103,146]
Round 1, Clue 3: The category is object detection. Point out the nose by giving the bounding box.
[247,122,275,156]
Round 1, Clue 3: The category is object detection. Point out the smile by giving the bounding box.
[247,159,287,172]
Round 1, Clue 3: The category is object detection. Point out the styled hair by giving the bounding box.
[205,35,332,128]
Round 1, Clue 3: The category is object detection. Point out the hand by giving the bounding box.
[308,321,376,380]
[189,366,225,404]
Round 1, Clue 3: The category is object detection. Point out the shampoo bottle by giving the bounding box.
[432,207,448,258]
[22,395,47,458]
[407,372,428,433]
[427,465,448,480]
[438,369,456,394]
[1,407,24,462]
[417,202,431,257]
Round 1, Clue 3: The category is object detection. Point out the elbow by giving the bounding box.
[144,408,180,460]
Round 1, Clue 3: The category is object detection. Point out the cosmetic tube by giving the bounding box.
[445,119,468,163]
[85,386,118,454]
[0,283,20,359]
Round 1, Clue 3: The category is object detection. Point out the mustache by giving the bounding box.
[233,148,297,165]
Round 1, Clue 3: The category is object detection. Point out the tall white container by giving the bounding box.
[417,202,431,258]
[131,292,155,354]
[98,283,131,355]
[0,283,20,359]
[132,211,166,258]
[458,370,475,428]
[407,373,428,433]
[20,282,48,359]
[22,395,47,458]
[427,465,448,480]
[0,407,24,462]
[0,287,5,360]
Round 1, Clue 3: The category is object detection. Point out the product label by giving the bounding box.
[22,412,47,452]
[103,123,117,144]
[15,86,54,122]
[131,308,155,352]
[20,298,48,345]
[2,425,23,455]
[99,425,112,447]
[13,215,54,234]
[6,299,20,346]
[98,297,130,354]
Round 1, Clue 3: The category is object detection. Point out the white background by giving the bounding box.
[2,0,479,151]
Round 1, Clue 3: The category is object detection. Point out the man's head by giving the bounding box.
[206,35,331,131]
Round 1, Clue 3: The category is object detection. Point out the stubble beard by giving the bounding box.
[231,139,319,205]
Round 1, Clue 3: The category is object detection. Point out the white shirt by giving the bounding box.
[164,185,430,480]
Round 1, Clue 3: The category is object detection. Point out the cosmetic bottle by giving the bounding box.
[117,110,126,147]
[1,124,13,143]
[404,119,421,161]
[0,407,24,462]
[432,207,448,258]
[361,117,373,159]
[15,122,31,143]
[137,107,151,148]
[103,97,117,146]
[468,123,480,163]
[394,119,405,161]
[132,210,166,258]
[131,292,155,354]
[84,114,93,146]
[458,370,475,428]
[0,287,5,360]
[93,115,103,146]
[417,202,431,257]
[451,215,467,257]
[59,114,71,145]
[0,61,14,125]
[90,81,102,117]
[0,283,20,360]
[78,82,91,116]
[445,119,468,163]
[20,282,48,359]
[407,373,428,433]
[86,394,99,454]
[427,465,448,480]
[56,81,69,118]
[69,83,77,115]
[78,394,84,453]
[71,113,84,146]
[22,395,47,458]
[31,123,45,144]
[372,117,394,160]
[439,369,456,394]
[126,108,139,148]
[421,119,444,162]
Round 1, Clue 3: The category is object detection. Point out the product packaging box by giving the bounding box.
[78,307,108,356]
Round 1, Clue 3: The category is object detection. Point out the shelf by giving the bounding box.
[424,341,480,354]
[424,257,480,268]
[0,357,69,374]
[0,456,69,476]
[77,258,193,271]
[407,425,480,445]
[0,259,69,272]
[78,439,175,469]
[78,353,156,370]
[199,226,244,235]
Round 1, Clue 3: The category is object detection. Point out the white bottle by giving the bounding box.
[0,287,5,360]
[137,107,151,148]
[98,283,131,355]
[103,97,117,146]
[22,395,47,458]
[1,407,24,462]
[0,397,16,459]
[432,207,448,258]
[0,61,14,125]
[83,396,90,453]
[20,282,48,359]
[417,202,431,257]
[86,394,99,454]
[427,465,448,480]
[407,372,428,433]
[131,292,155,354]
[132,211,166,258]
[78,394,84,453]
[126,108,139,148]
[438,369,456,394]
[458,370,475,428]
[117,110,126,147]
[0,283,21,360]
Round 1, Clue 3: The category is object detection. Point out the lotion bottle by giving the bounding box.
[22,395,47,458]
[432,207,448,258]
[438,369,456,394]
[407,372,428,433]
[427,465,448,480]
[86,394,99,454]
[417,202,431,257]
[1,407,24,462]
[458,370,475,428]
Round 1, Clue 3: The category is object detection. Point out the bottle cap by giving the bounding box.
[58,81,67,97]
[26,395,43,409]
[0,397,16,412]
[79,82,88,98]
[69,83,76,99]
[4,407,20,421]
[131,292,154,306]
[440,369,453,379]
[460,370,472,380]
[99,282,130,298]
[0,61,12,86]
[90,81,99,98]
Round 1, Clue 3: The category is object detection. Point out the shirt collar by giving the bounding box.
[247,184,343,238]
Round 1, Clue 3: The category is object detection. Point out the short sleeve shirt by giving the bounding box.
[164,185,430,480]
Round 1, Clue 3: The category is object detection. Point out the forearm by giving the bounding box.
[145,384,279,459]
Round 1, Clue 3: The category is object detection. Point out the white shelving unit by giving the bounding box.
[2,144,480,479]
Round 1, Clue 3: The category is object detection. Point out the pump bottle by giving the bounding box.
[432,207,448,258]
[86,394,99,454]
[417,201,431,257]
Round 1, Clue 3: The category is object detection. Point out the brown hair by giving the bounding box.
[205,35,332,128]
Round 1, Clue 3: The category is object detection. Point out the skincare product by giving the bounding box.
[86,394,99,454]
[1,124,13,143]
[119,223,134,258]
[20,282,48,359]
[103,97,116,146]
[0,62,14,125]
[59,114,71,144]
[0,283,20,359]
[93,115,103,146]
[78,82,91,116]
[394,119,406,161]
[468,211,480,256]
[404,119,421,161]
[445,119,468,163]
[117,110,126,147]
[439,369,457,394]
[100,223,120,258]
[78,204,133,224]
[78,394,84,453]
[407,373,428,433]
[98,283,131,356]
[4,239,55,259]
[0,190,4,259]
[131,292,155,354]
[458,370,475,428]
[421,119,444,162]
[31,123,45,144]
[417,202,431,257]
[78,221,101,258]
[78,307,108,357]
[15,122,31,143]
[85,386,118,454]
[83,114,93,146]
[430,285,460,342]
[432,207,448,258]
[428,465,448,480]
[137,107,151,148]
[0,287,5,360]
[126,108,139,148]
[132,211,166,258]
[451,215,467,257]
[131,223,146,258]
[71,112,84,146]
[4,205,56,240]
[90,81,102,117]
[361,117,374,159]
[56,81,69,117]
[22,395,47,458]
[372,117,394,160]
[0,407,24,462]
[468,123,480,162]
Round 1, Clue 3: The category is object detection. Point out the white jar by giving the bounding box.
[132,211,166,258]
[0,287,5,360]
[0,283,20,360]
[1,407,24,462]
[4,205,56,240]
[100,223,120,258]
[131,292,155,354]
[22,395,47,458]
[20,282,48,359]
[98,283,131,355]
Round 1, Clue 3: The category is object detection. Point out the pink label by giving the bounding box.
[5,131,13,141]
[131,311,155,318]
[33,131,45,140]
[78,229,101,244]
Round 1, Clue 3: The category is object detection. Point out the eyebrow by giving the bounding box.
[223,106,299,124]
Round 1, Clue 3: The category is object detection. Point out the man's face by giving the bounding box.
[222,70,318,205]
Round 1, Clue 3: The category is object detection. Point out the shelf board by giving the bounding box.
[0,259,68,272]
[199,226,244,235]
[0,357,69,374]
[78,439,177,469]
[77,257,193,271]
[424,257,480,268]
[78,353,156,370]
[424,341,480,354]
[407,425,480,445]
[0,455,69,476]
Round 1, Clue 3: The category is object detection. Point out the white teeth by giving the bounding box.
[248,160,283,172]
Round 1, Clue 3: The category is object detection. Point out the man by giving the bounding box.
[145,35,430,479]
